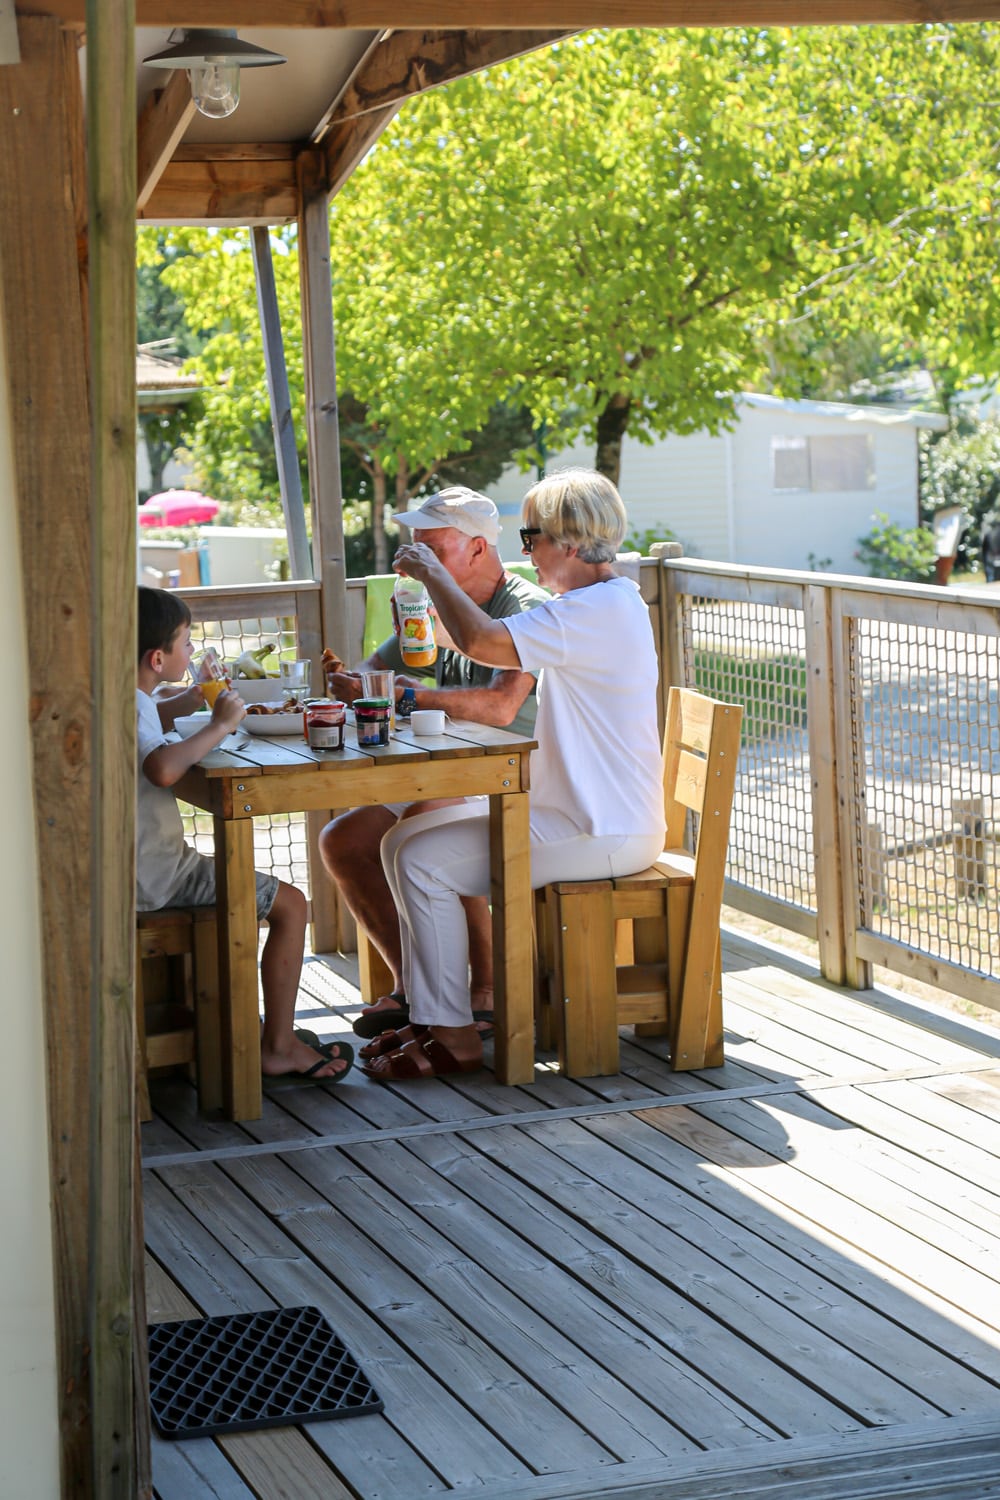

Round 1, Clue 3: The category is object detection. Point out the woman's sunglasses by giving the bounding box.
[519,527,543,553]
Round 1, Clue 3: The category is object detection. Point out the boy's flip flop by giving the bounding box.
[264,1039,354,1089]
[352,991,410,1039]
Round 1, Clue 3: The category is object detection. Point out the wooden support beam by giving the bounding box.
[19,2,1000,26]
[136,68,195,211]
[87,0,142,1491]
[138,151,297,224]
[317,27,571,143]
[0,16,94,1497]
[296,146,352,951]
[251,225,313,580]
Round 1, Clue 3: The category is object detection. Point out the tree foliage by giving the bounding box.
[142,25,1000,507]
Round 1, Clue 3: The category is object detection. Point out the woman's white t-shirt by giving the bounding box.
[501,575,665,842]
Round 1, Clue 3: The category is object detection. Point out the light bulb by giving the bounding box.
[189,60,240,119]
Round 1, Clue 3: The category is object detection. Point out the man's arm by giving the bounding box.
[399,668,534,728]
[325,642,428,706]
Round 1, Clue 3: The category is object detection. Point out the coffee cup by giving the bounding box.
[410,708,446,735]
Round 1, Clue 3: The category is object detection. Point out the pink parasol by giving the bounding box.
[138,490,221,527]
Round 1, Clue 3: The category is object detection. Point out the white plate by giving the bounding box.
[243,711,305,737]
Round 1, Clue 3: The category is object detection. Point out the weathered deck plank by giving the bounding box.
[145,932,1000,1500]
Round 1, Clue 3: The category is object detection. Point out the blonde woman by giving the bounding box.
[363,469,665,1081]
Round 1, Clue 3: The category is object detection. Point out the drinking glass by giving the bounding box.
[279,659,310,705]
[361,669,395,728]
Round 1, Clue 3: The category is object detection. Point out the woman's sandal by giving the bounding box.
[352,991,410,1039]
[264,1039,355,1088]
[362,1034,483,1082]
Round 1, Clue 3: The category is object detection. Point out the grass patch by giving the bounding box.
[694,650,808,743]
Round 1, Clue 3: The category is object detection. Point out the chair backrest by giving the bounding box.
[662,687,743,857]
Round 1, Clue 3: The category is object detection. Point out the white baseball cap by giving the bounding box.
[394,487,501,546]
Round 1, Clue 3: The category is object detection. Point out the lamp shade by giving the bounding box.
[142,29,286,71]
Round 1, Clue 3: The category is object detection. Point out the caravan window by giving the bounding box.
[772,434,875,492]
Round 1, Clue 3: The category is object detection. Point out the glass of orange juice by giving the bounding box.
[200,678,227,708]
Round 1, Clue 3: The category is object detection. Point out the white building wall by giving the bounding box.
[485,431,729,564]
[485,399,927,575]
[730,403,921,575]
[0,294,61,1496]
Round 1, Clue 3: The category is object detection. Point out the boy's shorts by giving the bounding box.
[166,851,280,921]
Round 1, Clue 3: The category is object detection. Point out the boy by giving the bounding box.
[136,587,352,1083]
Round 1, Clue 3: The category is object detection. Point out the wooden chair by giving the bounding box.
[535,687,743,1078]
[135,907,223,1120]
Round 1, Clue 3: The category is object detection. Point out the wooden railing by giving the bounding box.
[657,558,1000,1014]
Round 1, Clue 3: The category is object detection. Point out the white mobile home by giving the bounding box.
[487,393,948,573]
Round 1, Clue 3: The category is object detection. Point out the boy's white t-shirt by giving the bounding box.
[501,575,665,841]
[135,689,202,910]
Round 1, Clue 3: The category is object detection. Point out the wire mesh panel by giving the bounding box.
[182,609,312,899]
[681,594,814,912]
[848,618,999,979]
[188,613,298,672]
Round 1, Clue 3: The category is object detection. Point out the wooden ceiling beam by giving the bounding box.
[136,68,196,211]
[138,149,297,223]
[18,2,1000,27]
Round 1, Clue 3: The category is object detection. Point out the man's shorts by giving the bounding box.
[164,850,280,921]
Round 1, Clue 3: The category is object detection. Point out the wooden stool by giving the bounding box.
[136,907,222,1120]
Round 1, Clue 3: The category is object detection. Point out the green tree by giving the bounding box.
[330,26,1000,482]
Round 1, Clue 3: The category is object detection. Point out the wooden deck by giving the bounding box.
[142,929,1000,1500]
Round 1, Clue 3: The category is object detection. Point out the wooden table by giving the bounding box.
[176,716,537,1119]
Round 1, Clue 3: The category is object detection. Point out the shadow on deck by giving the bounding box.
[142,928,1000,1500]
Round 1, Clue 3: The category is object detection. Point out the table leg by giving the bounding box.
[214,814,262,1120]
[490,789,534,1084]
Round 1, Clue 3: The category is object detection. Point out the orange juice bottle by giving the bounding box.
[392,577,437,670]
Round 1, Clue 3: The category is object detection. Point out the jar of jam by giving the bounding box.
[354,697,391,747]
[304,698,346,751]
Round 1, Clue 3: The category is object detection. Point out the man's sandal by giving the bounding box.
[352,991,410,1039]
[362,1034,483,1082]
[358,1011,493,1060]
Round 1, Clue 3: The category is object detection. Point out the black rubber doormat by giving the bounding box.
[147,1305,384,1439]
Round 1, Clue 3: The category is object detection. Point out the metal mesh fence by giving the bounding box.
[681,596,814,912]
[848,619,999,979]
[180,613,312,900]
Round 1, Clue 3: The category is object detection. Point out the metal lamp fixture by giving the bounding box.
[143,29,286,120]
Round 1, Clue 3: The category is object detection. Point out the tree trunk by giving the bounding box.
[372,460,389,574]
[594,392,631,486]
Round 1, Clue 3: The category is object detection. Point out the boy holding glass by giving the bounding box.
[136,587,353,1084]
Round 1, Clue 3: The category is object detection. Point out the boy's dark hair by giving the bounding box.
[138,586,192,664]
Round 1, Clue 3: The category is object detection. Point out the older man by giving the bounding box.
[319,488,547,1039]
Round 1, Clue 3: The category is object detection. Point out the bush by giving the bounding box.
[623,525,678,555]
[919,419,1000,568]
[855,512,937,583]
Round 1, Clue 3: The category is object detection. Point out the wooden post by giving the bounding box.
[87,0,141,1494]
[0,19,95,1495]
[830,593,874,989]
[297,148,349,953]
[803,583,848,984]
[251,225,313,582]
[952,796,988,904]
